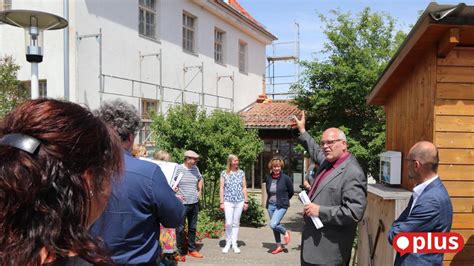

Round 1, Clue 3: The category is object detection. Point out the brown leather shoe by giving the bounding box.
[187,250,204,258]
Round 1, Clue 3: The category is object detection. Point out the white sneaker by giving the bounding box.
[232,245,241,254]
[222,244,231,253]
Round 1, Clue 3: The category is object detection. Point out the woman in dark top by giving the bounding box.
[0,99,123,265]
[265,157,294,254]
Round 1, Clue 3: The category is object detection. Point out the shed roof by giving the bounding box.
[239,97,302,129]
[367,2,474,105]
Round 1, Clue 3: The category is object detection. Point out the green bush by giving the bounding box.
[151,104,263,217]
[196,210,224,241]
[241,196,266,227]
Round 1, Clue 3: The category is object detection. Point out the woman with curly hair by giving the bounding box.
[265,157,294,254]
[0,99,123,265]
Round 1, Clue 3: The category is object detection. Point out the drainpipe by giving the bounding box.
[63,0,69,100]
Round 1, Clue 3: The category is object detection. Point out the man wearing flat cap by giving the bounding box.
[174,150,204,260]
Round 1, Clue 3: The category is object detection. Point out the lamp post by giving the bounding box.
[0,10,68,99]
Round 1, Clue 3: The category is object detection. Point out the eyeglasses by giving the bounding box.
[319,139,342,147]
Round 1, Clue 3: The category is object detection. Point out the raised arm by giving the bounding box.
[294,111,325,165]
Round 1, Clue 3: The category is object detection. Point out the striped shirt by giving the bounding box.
[174,164,202,204]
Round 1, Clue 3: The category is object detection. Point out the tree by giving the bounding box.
[294,8,406,178]
[0,55,27,118]
[150,104,263,208]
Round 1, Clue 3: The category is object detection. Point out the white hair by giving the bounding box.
[338,129,347,141]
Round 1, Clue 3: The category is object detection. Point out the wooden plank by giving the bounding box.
[438,28,460,58]
[451,198,474,213]
[444,244,474,261]
[438,164,474,181]
[437,83,474,100]
[439,165,474,181]
[438,47,474,66]
[443,260,474,266]
[453,213,474,229]
[435,99,474,116]
[435,132,474,148]
[437,66,474,83]
[455,229,474,245]
[444,181,474,197]
[436,116,474,132]
[445,260,474,266]
[439,149,474,165]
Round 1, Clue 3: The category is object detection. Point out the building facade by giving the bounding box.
[0,0,276,142]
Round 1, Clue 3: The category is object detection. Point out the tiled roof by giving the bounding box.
[227,0,266,29]
[239,98,302,129]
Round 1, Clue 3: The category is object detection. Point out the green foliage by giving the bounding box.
[0,55,27,118]
[150,104,263,209]
[197,195,266,241]
[196,210,224,241]
[294,8,406,178]
[240,195,266,227]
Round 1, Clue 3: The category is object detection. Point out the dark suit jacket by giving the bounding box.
[388,177,453,266]
[299,132,367,265]
[265,173,294,209]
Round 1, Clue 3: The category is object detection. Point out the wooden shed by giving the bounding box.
[360,3,474,265]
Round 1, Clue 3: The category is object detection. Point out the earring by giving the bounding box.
[89,190,94,198]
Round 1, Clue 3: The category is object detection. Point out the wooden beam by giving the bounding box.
[437,28,460,58]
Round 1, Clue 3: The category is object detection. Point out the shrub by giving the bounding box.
[241,196,266,227]
[196,210,224,241]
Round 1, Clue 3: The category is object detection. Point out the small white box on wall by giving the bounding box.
[379,151,402,185]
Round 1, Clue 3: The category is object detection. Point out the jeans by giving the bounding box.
[224,201,244,245]
[176,202,199,254]
[267,202,287,243]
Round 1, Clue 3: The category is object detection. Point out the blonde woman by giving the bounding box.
[219,154,248,254]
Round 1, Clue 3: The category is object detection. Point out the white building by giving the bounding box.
[0,0,276,142]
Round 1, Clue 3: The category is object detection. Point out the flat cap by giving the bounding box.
[184,150,199,158]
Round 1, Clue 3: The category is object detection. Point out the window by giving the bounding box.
[139,0,157,39]
[141,98,158,119]
[183,13,196,53]
[239,41,247,73]
[139,122,154,145]
[0,0,12,11]
[214,29,225,64]
[19,80,47,98]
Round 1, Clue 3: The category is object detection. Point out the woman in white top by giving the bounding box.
[219,154,249,254]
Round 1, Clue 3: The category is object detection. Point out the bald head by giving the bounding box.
[409,141,439,172]
[322,128,347,141]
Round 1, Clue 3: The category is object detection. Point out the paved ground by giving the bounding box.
[184,197,304,266]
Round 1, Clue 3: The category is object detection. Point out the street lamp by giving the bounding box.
[0,10,68,99]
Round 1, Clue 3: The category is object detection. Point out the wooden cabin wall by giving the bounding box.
[436,47,474,264]
[384,44,437,190]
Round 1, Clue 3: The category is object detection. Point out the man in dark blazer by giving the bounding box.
[388,141,453,266]
[294,112,367,265]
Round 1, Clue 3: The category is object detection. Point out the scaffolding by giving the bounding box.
[266,22,300,99]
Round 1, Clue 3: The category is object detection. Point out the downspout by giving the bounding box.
[63,0,69,100]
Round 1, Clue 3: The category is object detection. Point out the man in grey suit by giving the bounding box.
[295,111,367,265]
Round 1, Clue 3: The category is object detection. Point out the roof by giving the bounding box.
[239,97,302,129]
[227,0,264,28]
[213,0,277,42]
[367,2,474,105]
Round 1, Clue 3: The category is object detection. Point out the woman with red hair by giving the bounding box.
[0,99,123,265]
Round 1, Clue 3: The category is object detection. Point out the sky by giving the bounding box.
[238,0,472,95]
